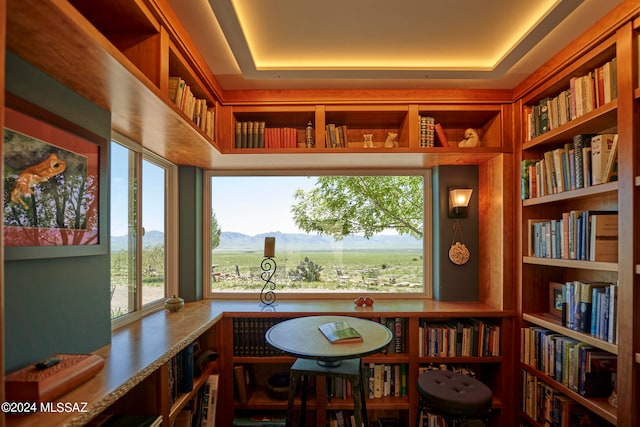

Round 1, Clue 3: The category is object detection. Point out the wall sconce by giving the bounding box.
[448,188,473,218]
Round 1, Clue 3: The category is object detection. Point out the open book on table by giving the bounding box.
[318,320,363,344]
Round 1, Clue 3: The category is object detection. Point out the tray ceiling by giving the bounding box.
[167,0,622,90]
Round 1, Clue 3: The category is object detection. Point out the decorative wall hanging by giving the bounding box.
[449,220,470,265]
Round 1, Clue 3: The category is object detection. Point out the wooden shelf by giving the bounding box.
[6,0,221,169]
[522,313,617,354]
[522,101,618,151]
[522,257,618,272]
[521,364,617,425]
[522,181,618,206]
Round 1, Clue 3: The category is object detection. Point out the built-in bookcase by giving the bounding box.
[217,312,507,427]
[516,11,640,427]
[221,103,506,154]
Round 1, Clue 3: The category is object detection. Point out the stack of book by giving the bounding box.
[168,343,195,405]
[525,57,617,140]
[527,211,618,262]
[521,370,610,426]
[555,280,618,343]
[232,318,286,357]
[325,123,348,148]
[419,115,435,147]
[169,76,215,140]
[521,327,617,397]
[418,318,501,357]
[363,363,408,399]
[521,133,618,200]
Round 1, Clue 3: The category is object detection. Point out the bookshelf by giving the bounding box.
[515,5,640,427]
[215,306,509,427]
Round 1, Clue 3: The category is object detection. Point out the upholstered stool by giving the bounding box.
[287,358,367,427]
[416,370,492,427]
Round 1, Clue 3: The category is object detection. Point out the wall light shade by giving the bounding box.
[448,188,473,218]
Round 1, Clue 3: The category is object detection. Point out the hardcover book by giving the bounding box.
[318,320,363,344]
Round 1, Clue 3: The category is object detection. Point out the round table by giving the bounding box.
[265,315,393,366]
[265,315,392,427]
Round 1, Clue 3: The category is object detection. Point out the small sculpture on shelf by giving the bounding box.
[363,133,375,148]
[305,120,315,148]
[458,128,480,148]
[384,132,398,148]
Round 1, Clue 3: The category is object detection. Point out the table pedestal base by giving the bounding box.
[286,357,367,427]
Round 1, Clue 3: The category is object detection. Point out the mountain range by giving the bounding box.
[111,231,421,252]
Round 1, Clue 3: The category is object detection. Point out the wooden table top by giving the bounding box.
[265,315,392,364]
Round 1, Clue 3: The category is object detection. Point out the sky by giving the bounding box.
[211,176,316,235]
[110,142,167,236]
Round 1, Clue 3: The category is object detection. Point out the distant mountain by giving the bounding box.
[217,231,421,252]
[111,230,165,251]
[111,230,421,252]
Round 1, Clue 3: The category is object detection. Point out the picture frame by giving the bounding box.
[548,281,564,320]
[3,104,108,259]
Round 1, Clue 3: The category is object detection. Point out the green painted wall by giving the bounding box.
[4,52,111,372]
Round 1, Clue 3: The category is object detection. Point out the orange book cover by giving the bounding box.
[6,354,104,403]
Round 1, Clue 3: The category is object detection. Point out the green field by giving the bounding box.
[211,250,424,293]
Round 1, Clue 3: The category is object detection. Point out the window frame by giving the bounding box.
[110,132,179,329]
[203,169,433,300]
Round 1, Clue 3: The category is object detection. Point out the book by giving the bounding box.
[202,374,219,427]
[318,320,363,344]
[602,133,618,182]
[5,353,104,404]
[589,213,618,262]
[233,365,253,405]
[434,123,449,147]
[590,133,617,185]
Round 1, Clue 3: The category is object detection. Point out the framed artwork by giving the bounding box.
[3,106,108,259]
[548,281,564,320]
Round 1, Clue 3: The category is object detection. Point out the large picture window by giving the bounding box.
[204,171,432,298]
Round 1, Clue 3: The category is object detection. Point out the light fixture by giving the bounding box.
[448,188,473,218]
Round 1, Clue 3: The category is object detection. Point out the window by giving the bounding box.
[110,135,178,321]
[204,171,432,298]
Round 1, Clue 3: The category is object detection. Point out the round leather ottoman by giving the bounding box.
[416,370,492,426]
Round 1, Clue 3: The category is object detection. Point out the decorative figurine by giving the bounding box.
[458,128,480,148]
[305,120,314,147]
[165,295,185,312]
[363,133,375,148]
[384,132,398,148]
[353,296,374,307]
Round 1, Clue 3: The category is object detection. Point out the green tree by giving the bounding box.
[211,212,222,250]
[291,176,423,239]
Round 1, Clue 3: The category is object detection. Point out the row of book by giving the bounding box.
[233,121,304,149]
[521,133,618,200]
[521,326,616,398]
[364,363,408,399]
[418,318,501,358]
[527,211,618,262]
[521,370,610,427]
[525,57,617,140]
[418,114,448,147]
[325,123,349,148]
[174,374,219,427]
[169,76,215,140]
[233,317,286,357]
[329,412,401,427]
[169,342,195,405]
[557,280,618,343]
